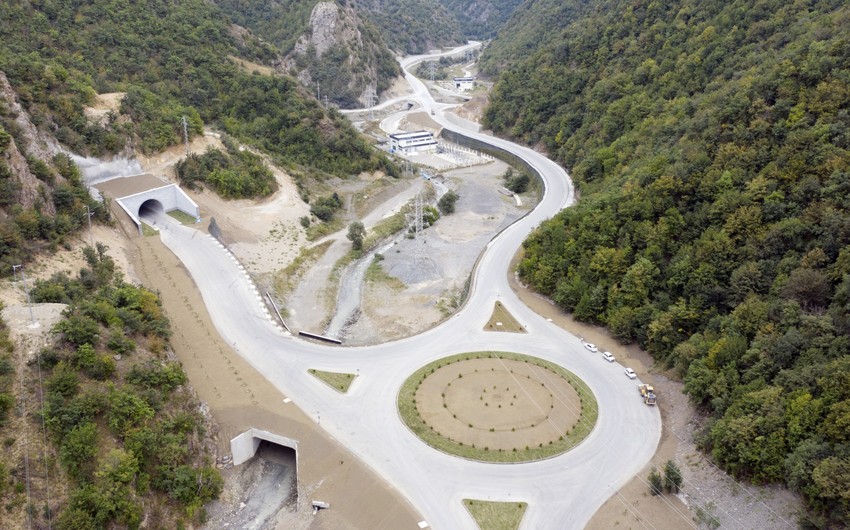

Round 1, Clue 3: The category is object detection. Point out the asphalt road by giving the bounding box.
[145,43,662,530]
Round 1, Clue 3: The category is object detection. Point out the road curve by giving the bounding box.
[150,43,662,530]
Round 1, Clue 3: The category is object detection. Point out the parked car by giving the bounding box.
[584,343,598,352]
[624,367,637,379]
[602,351,615,362]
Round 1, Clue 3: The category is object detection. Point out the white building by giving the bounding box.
[453,76,475,91]
[389,130,438,154]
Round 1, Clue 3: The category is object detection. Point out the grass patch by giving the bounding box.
[272,240,333,296]
[484,301,525,333]
[306,217,344,241]
[398,351,598,463]
[365,257,405,289]
[351,179,402,219]
[167,209,198,224]
[141,222,158,236]
[228,55,276,76]
[363,210,408,247]
[464,499,527,530]
[308,369,355,393]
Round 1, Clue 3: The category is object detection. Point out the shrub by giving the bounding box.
[648,468,663,495]
[437,190,459,214]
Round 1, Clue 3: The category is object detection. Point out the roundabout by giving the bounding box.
[399,352,598,462]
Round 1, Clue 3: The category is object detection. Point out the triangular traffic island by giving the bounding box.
[463,499,527,530]
[484,301,526,333]
[308,369,355,393]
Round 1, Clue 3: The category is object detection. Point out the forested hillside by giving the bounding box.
[0,247,222,529]
[478,0,592,76]
[437,0,523,40]
[0,0,393,176]
[484,0,850,525]
[354,0,465,54]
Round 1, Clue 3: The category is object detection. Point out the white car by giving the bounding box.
[624,368,637,379]
[602,351,615,362]
[584,343,598,353]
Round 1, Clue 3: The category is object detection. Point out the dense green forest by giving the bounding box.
[176,138,277,199]
[353,0,464,54]
[0,247,220,529]
[478,0,592,77]
[437,0,523,40]
[484,0,850,526]
[0,0,394,177]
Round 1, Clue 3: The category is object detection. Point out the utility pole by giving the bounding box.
[85,205,94,247]
[181,115,189,156]
[12,265,35,325]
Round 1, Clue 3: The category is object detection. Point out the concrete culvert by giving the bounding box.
[220,433,299,527]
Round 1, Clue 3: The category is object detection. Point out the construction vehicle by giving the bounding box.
[638,384,657,406]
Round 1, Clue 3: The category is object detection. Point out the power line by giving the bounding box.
[18,361,33,530]
[35,345,53,530]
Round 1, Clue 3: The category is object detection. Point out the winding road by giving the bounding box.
[145,43,661,529]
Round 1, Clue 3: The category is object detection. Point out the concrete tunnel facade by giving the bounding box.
[115,183,200,233]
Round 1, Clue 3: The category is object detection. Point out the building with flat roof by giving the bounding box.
[389,130,438,154]
[453,76,475,91]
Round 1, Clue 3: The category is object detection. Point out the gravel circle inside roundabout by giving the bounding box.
[398,352,598,463]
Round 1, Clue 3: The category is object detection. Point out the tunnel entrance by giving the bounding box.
[255,440,298,504]
[138,198,165,219]
[229,428,300,522]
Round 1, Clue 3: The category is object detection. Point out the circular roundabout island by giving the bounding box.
[398,352,598,463]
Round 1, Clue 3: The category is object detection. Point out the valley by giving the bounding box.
[0,1,847,529]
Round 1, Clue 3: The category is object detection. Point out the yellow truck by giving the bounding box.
[638,384,657,406]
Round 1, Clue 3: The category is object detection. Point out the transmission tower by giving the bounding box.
[414,192,426,265]
[428,62,436,82]
[366,82,378,120]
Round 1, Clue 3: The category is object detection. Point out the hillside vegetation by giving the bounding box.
[438,0,523,40]
[354,0,465,54]
[0,0,394,177]
[484,0,850,526]
[0,247,221,529]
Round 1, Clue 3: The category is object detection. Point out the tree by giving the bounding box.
[648,467,663,495]
[664,460,683,493]
[438,190,459,214]
[60,422,98,481]
[347,222,365,250]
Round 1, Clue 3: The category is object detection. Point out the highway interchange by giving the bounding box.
[147,43,662,530]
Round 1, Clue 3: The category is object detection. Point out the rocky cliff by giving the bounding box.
[284,2,401,108]
[0,71,60,215]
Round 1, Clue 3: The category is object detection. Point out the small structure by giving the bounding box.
[453,76,475,91]
[389,130,438,154]
[95,174,200,235]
